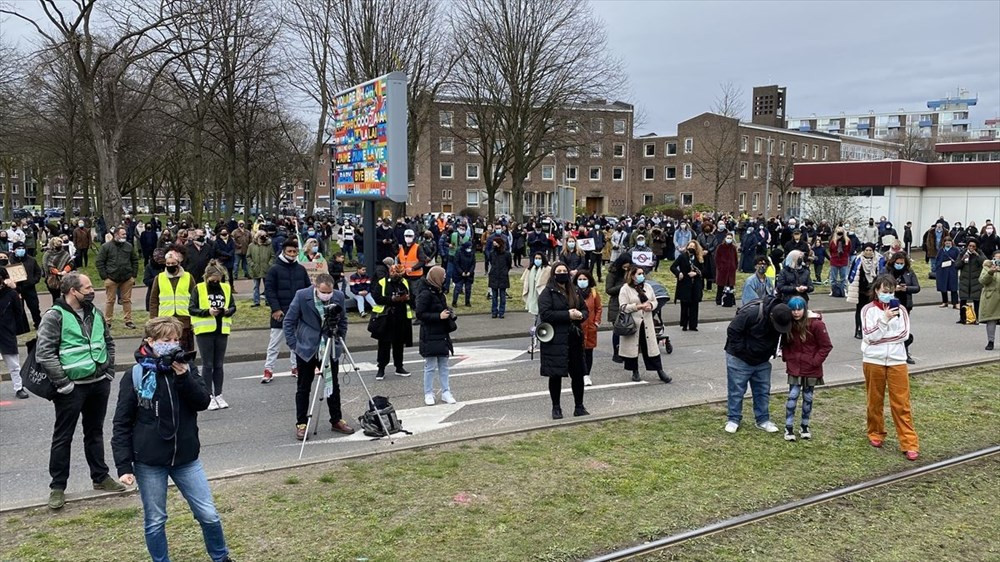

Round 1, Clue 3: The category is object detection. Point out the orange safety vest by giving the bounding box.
[398,244,422,277]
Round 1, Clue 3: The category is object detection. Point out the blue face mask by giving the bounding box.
[577,279,589,290]
[534,258,543,267]
[14,249,25,258]
[637,240,646,247]
[307,231,315,237]
[877,292,893,304]
[151,341,181,358]
[635,274,645,284]
[894,263,904,270]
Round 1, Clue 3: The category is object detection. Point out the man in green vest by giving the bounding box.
[35,271,125,510]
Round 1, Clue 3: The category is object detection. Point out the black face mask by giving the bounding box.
[166,265,179,274]
[0,259,7,266]
[554,272,570,284]
[208,280,221,288]
[196,236,206,243]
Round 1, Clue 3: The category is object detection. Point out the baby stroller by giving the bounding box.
[646,278,673,354]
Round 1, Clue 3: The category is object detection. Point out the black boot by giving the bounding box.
[631,370,641,382]
[854,328,862,340]
[552,406,563,420]
[573,406,590,417]
[657,369,672,383]
[986,341,994,351]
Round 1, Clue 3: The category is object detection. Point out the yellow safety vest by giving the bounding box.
[156,272,192,317]
[370,278,414,319]
[192,282,233,335]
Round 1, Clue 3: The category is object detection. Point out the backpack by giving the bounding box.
[721,286,736,308]
[831,284,845,298]
[358,396,411,437]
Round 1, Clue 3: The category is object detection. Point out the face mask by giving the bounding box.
[196,236,206,243]
[877,292,893,304]
[945,244,953,249]
[987,228,995,235]
[637,240,646,247]
[756,265,767,274]
[208,280,221,289]
[725,237,733,244]
[307,231,315,237]
[635,274,645,284]
[280,253,295,263]
[0,258,7,266]
[894,263,904,270]
[577,279,589,290]
[554,272,570,284]
[14,249,25,258]
[534,258,543,267]
[151,341,181,358]
[465,248,472,253]
[495,228,502,234]
[567,242,576,249]
[166,265,179,274]
[459,229,467,235]
[316,290,333,302]
[404,236,414,243]
[78,222,84,227]
[848,231,855,236]
[77,290,96,303]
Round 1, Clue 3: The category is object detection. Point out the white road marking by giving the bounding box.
[449,368,508,377]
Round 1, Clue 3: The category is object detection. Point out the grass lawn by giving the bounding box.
[1,364,996,561]
[651,455,999,561]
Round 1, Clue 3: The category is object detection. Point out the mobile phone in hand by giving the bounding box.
[889,298,900,310]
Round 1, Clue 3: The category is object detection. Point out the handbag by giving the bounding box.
[367,313,389,338]
[963,304,977,325]
[21,339,57,401]
[613,310,637,337]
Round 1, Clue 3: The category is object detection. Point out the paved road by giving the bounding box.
[1,303,996,510]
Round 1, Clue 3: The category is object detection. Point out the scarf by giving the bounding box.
[312,296,335,398]
[861,255,878,281]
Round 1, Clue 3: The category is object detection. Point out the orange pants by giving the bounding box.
[862,363,919,452]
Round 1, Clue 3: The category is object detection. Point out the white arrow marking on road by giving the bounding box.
[452,346,528,367]
[450,368,507,378]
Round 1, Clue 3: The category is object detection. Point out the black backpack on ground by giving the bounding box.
[358,396,411,437]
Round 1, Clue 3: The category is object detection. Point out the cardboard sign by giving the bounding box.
[4,264,27,284]
[577,238,596,252]
[881,234,896,247]
[301,261,327,286]
[631,250,655,268]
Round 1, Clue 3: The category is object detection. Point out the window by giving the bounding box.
[643,166,654,180]
[439,111,453,127]
[767,138,774,155]
[741,135,749,153]
[439,137,454,154]
[591,118,603,133]
[754,137,762,154]
[740,161,748,178]
[566,146,579,158]
[779,165,787,178]
[466,190,480,207]
[680,192,694,207]
[613,119,626,134]
[643,194,654,205]
[467,138,481,155]
[589,166,601,181]
[684,137,693,153]
[683,163,693,179]
[665,166,676,180]
[752,192,760,211]
[466,163,480,180]
[541,165,555,181]
[613,143,626,157]
[753,163,761,179]
[738,192,747,211]
[567,120,579,133]
[590,143,602,158]
[666,142,677,155]
[822,146,829,160]
[565,166,579,181]
[612,166,624,181]
[644,143,655,157]
[812,145,819,159]
[466,113,478,129]
[439,163,454,179]
[779,140,786,156]
[441,189,452,200]
[792,142,798,157]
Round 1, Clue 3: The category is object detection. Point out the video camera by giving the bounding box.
[321,302,344,338]
[157,348,196,372]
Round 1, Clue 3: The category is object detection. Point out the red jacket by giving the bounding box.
[714,242,738,286]
[781,312,833,378]
[582,288,603,350]
[828,239,852,267]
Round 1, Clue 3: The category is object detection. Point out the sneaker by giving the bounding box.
[755,420,779,433]
[424,393,435,406]
[331,420,355,435]
[208,396,220,411]
[360,312,368,318]
[295,424,307,441]
[869,438,883,448]
[800,426,811,440]
[93,475,126,492]
[291,368,298,378]
[573,406,590,417]
[214,395,229,409]
[250,303,261,308]
[784,427,796,441]
[48,489,66,510]
[583,375,593,386]
[395,367,410,377]
[551,406,563,420]
[15,389,29,399]
[376,368,385,381]
[905,450,919,461]
[724,421,739,434]
[441,391,457,404]
[261,369,273,384]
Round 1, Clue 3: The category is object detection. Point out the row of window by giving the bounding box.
[642,138,692,157]
[737,162,790,180]
[439,111,628,135]
[741,135,829,160]
[439,137,631,158]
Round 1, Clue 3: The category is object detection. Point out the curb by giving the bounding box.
[3,357,995,514]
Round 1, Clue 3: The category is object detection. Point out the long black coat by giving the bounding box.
[775,265,815,303]
[373,276,414,346]
[415,286,453,357]
[670,252,704,303]
[488,250,512,289]
[264,258,311,328]
[537,285,588,378]
[0,285,28,354]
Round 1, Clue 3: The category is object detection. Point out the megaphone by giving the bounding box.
[535,323,555,343]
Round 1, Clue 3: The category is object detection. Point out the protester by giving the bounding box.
[488,237,513,318]
[538,262,588,419]
[9,241,43,328]
[149,250,195,352]
[671,239,704,331]
[935,237,960,309]
[847,243,885,339]
[247,230,274,308]
[43,237,74,302]
[887,251,920,364]
[776,249,814,304]
[0,265,29,398]
[213,229,236,286]
[828,226,852,296]
[780,296,833,442]
[452,241,476,308]
[957,240,986,324]
[861,274,919,461]
[35,272,125,509]
[111,317,233,562]
[810,236,827,285]
[416,266,457,406]
[371,264,414,380]
[284,273,354,440]
[696,221,718,291]
[618,266,671,383]
[714,231,738,306]
[72,219,91,269]
[575,269,602,387]
[979,250,1000,350]
[190,261,236,411]
[232,220,251,280]
[741,255,774,307]
[262,240,311,383]
[723,294,792,434]
[924,222,946,279]
[397,229,425,301]
[605,253,631,362]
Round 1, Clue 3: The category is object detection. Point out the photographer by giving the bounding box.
[111,317,232,562]
[284,274,354,440]
[416,266,456,406]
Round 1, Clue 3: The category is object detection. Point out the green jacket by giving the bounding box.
[247,242,275,279]
[978,264,1000,322]
[96,240,139,283]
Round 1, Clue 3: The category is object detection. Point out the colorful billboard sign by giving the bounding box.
[331,72,408,202]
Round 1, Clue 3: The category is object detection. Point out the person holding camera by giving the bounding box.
[189,261,236,411]
[371,264,414,380]
[284,273,354,440]
[861,274,919,461]
[776,249,814,305]
[111,317,232,562]
[956,239,986,324]
[35,271,126,509]
[416,266,457,406]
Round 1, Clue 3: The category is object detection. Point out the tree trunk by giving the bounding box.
[512,177,525,223]
[308,102,328,217]
[81,173,92,217]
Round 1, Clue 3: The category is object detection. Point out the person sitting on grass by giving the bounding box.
[780,296,833,442]
[348,264,377,317]
[111,316,233,562]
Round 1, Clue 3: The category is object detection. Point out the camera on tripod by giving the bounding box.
[321,302,344,338]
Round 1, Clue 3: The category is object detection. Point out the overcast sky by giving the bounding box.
[591,0,1000,135]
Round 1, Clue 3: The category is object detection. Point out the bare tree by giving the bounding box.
[884,127,935,162]
[766,151,797,219]
[0,38,24,221]
[449,0,625,222]
[692,82,744,212]
[802,189,865,228]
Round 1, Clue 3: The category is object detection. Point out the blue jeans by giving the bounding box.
[830,265,848,295]
[423,356,451,395]
[234,254,249,278]
[343,240,354,261]
[252,278,263,305]
[491,288,507,316]
[444,261,456,292]
[725,353,772,424]
[134,459,229,562]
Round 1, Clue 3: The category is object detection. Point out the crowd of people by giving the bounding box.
[1,208,998,561]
